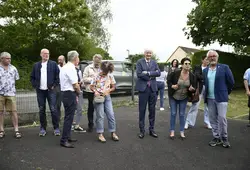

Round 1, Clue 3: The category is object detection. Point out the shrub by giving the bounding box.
[191,50,250,88]
[12,58,34,90]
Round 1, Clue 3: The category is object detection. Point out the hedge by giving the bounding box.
[191,50,250,88]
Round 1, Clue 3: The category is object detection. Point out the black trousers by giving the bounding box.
[87,92,94,128]
[60,91,76,144]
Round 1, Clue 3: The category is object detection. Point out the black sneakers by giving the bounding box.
[209,138,230,148]
[222,138,231,148]
[209,138,223,147]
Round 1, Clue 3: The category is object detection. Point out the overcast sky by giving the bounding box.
[107,0,234,61]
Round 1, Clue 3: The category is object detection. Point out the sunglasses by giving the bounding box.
[184,62,191,65]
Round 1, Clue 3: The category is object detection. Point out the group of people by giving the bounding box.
[0,48,249,149]
[136,49,237,149]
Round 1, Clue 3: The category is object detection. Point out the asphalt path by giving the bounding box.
[0,99,249,170]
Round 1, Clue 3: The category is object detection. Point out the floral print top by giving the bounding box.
[0,64,19,96]
[91,73,116,94]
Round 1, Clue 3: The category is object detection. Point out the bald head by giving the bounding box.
[58,55,65,67]
[40,48,50,62]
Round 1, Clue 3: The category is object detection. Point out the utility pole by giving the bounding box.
[127,49,135,102]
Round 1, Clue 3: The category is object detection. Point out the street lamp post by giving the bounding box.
[127,49,135,102]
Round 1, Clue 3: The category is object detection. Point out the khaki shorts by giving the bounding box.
[0,96,17,113]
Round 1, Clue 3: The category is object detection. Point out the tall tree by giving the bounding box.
[86,0,112,50]
[184,0,250,48]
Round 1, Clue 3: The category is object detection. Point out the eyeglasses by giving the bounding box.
[184,62,191,65]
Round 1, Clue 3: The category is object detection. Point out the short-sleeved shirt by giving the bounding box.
[91,73,116,94]
[243,68,250,86]
[59,62,78,91]
[0,64,19,96]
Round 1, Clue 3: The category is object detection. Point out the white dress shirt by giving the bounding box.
[40,61,48,90]
[60,62,78,91]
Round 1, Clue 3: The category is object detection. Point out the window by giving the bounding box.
[113,63,124,72]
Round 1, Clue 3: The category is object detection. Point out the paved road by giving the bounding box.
[0,100,250,170]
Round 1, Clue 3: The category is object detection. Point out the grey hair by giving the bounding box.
[0,52,11,59]
[206,50,219,58]
[67,50,79,62]
[92,54,102,61]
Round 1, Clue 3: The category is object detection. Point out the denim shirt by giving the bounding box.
[0,64,19,96]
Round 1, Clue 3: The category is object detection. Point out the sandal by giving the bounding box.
[98,134,106,143]
[0,131,5,139]
[111,133,119,141]
[15,131,22,139]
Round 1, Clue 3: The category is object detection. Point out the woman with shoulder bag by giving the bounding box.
[167,58,196,140]
[90,61,119,143]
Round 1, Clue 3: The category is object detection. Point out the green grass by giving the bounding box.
[197,89,249,118]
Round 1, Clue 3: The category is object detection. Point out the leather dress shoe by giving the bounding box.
[68,138,77,142]
[149,131,158,138]
[60,142,74,148]
[138,132,145,139]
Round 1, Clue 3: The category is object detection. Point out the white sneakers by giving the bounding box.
[184,122,189,130]
[160,108,164,111]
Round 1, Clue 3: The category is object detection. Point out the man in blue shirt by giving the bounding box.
[243,68,250,126]
[203,50,234,148]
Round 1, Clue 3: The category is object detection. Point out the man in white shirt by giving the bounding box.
[56,55,65,119]
[60,50,81,148]
[30,49,60,137]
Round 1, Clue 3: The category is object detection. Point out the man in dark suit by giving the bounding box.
[203,50,234,148]
[135,49,161,139]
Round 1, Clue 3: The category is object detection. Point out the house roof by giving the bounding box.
[166,46,200,62]
[179,46,200,54]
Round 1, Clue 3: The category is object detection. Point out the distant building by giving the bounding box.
[166,46,200,63]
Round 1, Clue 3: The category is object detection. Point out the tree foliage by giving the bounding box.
[184,0,250,48]
[0,0,112,61]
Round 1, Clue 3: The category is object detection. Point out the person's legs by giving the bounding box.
[55,85,62,121]
[87,92,94,131]
[148,89,157,132]
[104,95,116,133]
[60,92,77,145]
[48,90,59,131]
[204,104,211,128]
[0,96,5,137]
[179,98,188,137]
[185,101,199,128]
[169,97,178,136]
[138,88,150,134]
[94,101,106,142]
[36,89,47,135]
[159,82,165,108]
[75,92,84,126]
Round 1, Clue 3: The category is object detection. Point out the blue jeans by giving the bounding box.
[169,97,188,132]
[156,81,165,108]
[75,92,83,125]
[94,95,116,133]
[36,89,59,130]
[207,99,228,139]
[60,91,77,144]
